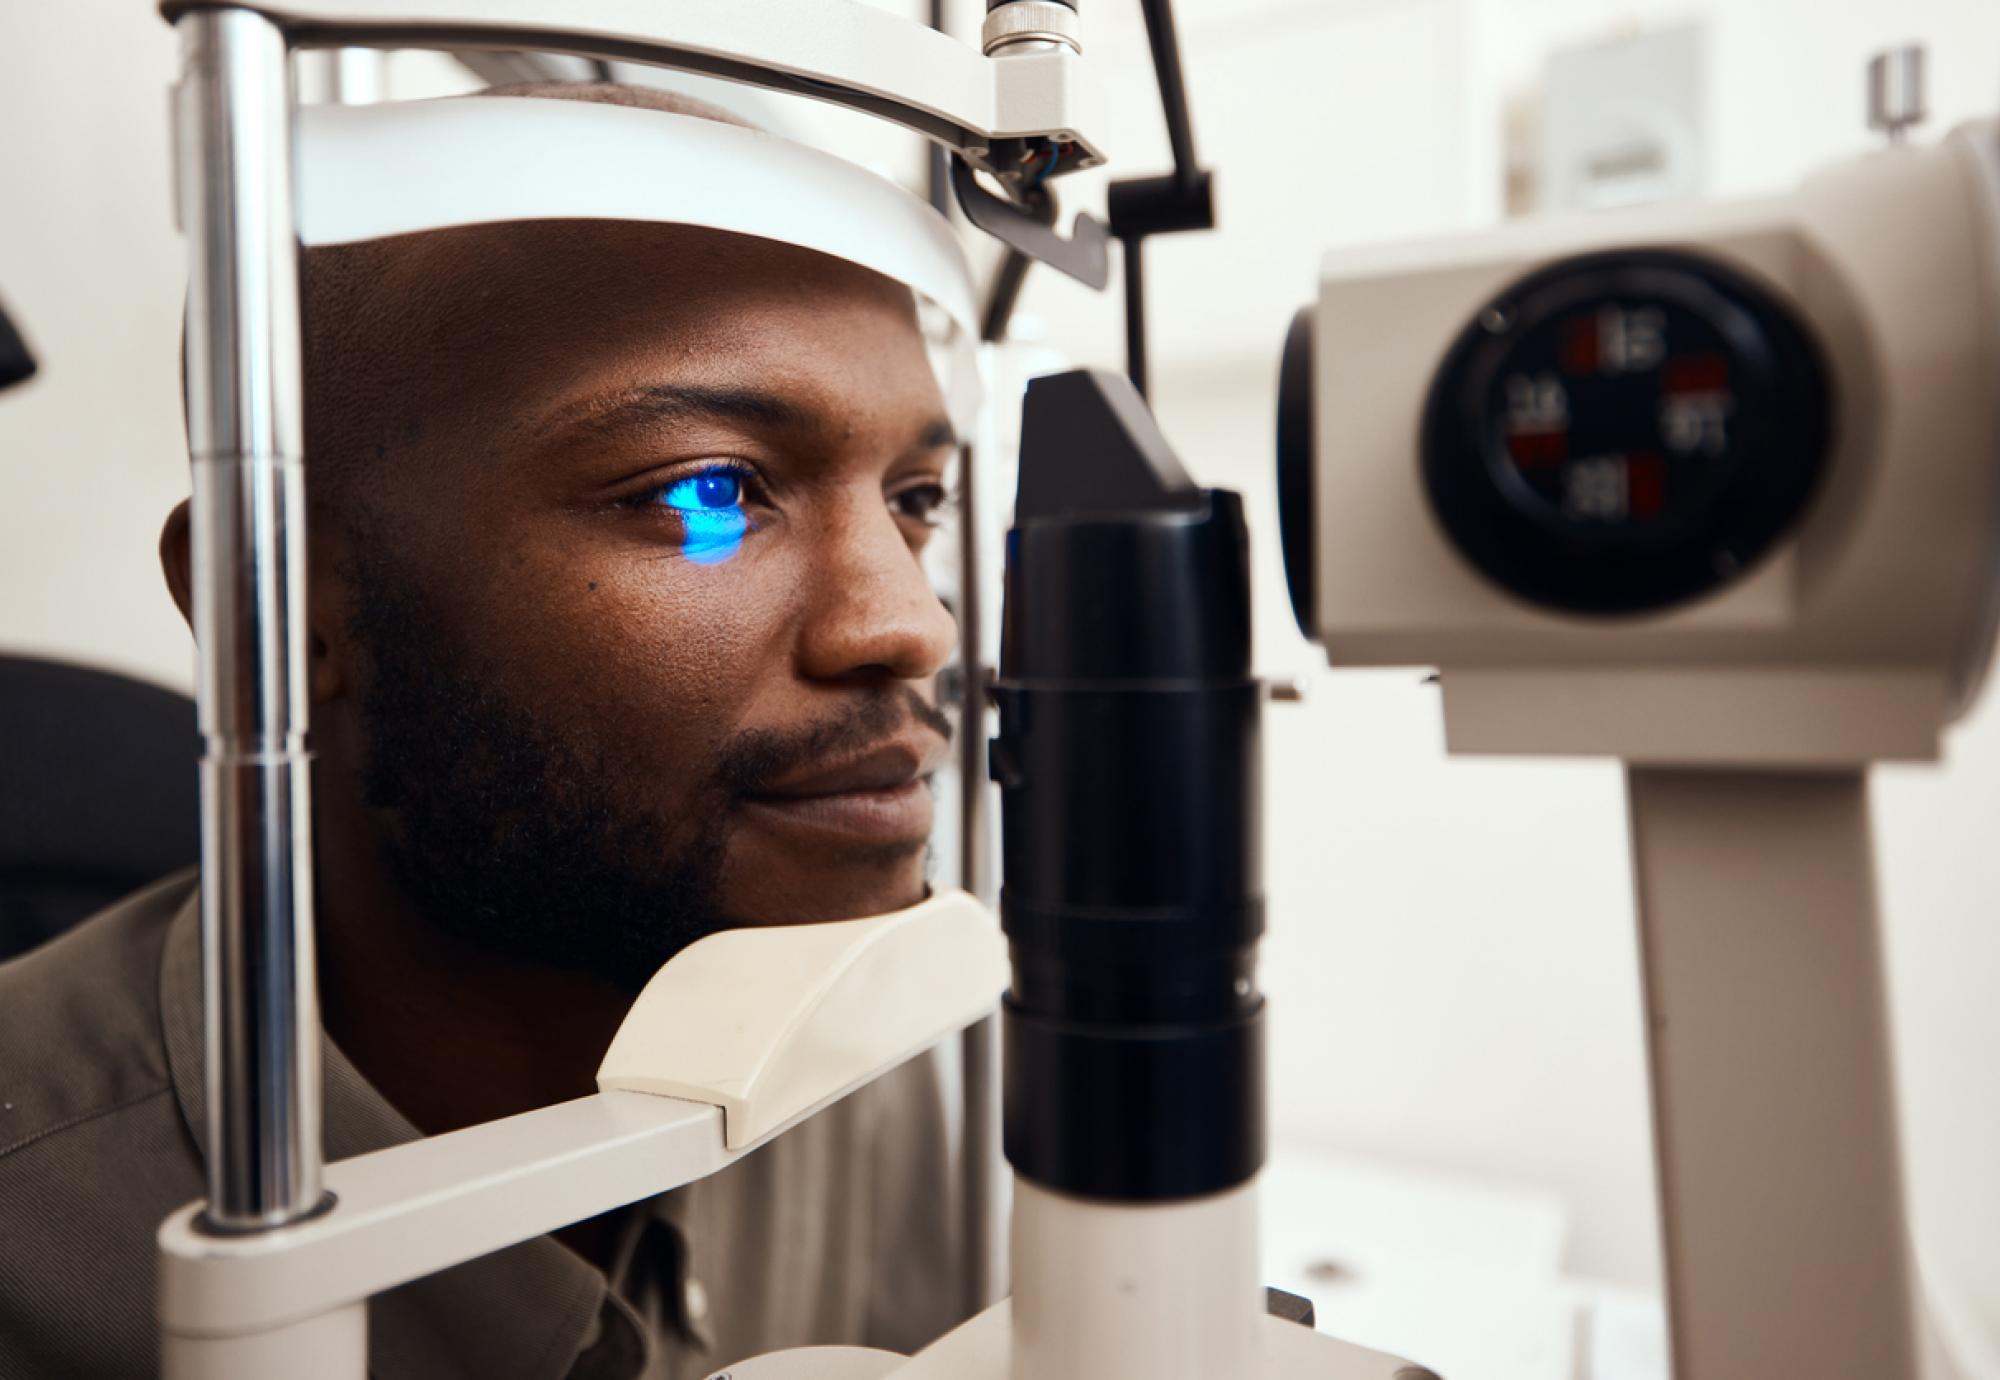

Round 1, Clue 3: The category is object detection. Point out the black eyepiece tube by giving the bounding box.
[993,369,1265,1203]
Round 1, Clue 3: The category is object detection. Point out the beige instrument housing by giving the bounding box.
[1305,119,2000,765]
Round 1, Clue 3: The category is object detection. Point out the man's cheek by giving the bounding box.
[543,578,777,729]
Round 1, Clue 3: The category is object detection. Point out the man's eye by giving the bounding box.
[663,471,743,511]
[892,482,951,527]
[647,466,750,564]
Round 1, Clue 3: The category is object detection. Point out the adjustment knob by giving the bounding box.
[983,0,1083,56]
[1867,45,1927,144]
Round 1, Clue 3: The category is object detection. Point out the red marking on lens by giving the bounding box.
[1508,430,1568,467]
[1562,315,1599,375]
[1629,453,1665,518]
[1665,353,1728,394]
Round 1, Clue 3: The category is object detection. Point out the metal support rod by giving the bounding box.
[175,6,323,1230]
[163,1304,366,1380]
[326,47,387,104]
[956,399,1004,1313]
[934,0,1005,1320]
[980,249,1032,343]
[1136,0,1197,189]
[926,0,951,217]
[1106,0,1206,388]
[1121,236,1148,398]
[1626,767,1919,1380]
[958,1015,1002,1314]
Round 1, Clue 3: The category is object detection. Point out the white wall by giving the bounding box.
[0,3,192,692]
[2,0,1998,1351]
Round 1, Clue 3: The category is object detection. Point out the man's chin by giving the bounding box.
[716,826,933,928]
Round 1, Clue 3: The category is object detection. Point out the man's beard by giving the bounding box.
[342,539,951,993]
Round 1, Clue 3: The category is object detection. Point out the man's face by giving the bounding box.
[318,222,959,988]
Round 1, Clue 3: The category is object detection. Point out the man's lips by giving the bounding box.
[739,741,943,844]
[754,742,939,798]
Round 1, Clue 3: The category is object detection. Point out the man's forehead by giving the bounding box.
[313,216,940,427]
[374,217,923,326]
[505,239,948,437]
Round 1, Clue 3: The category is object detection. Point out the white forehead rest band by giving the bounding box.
[296,95,979,347]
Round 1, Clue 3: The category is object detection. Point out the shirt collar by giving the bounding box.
[157,886,631,1380]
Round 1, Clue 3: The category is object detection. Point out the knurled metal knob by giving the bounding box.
[983,0,1082,57]
[1867,45,1927,143]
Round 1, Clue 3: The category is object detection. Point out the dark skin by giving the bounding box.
[159,223,960,1265]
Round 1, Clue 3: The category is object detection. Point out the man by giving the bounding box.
[0,82,967,1378]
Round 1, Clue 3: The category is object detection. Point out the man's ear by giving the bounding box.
[157,499,350,705]
[159,500,194,626]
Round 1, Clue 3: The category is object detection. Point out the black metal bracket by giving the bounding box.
[1106,0,1215,398]
[965,0,1212,367]
[950,156,1111,291]
[0,295,35,393]
[1106,170,1214,240]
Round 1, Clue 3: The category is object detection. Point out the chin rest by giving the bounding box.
[596,889,1006,1149]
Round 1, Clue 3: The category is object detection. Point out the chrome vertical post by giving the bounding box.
[327,48,387,105]
[174,6,323,1230]
[956,427,1002,1315]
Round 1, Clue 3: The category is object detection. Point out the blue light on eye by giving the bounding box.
[690,473,739,508]
[662,471,747,565]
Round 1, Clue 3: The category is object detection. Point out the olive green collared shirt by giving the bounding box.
[0,873,962,1380]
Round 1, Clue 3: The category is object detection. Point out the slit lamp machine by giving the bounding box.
[153,3,2000,1377]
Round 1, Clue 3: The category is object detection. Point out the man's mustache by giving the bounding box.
[715,685,954,797]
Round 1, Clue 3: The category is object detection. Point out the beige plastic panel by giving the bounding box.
[160,1093,733,1339]
[880,1297,1430,1380]
[161,1303,367,1380]
[1627,769,1918,1380]
[1440,666,1946,765]
[704,1347,906,1380]
[597,889,1008,1148]
[1009,1178,1264,1380]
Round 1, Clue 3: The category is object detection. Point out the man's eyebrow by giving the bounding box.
[537,384,827,445]
[539,384,958,459]
[913,417,958,452]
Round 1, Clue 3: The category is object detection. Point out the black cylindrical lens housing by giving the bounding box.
[995,371,1265,1202]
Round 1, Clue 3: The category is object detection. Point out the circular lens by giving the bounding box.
[1275,306,1317,639]
[1422,250,1832,615]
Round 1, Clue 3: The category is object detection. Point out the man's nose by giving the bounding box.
[796,502,957,683]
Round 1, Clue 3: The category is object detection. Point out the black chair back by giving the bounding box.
[0,655,198,958]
